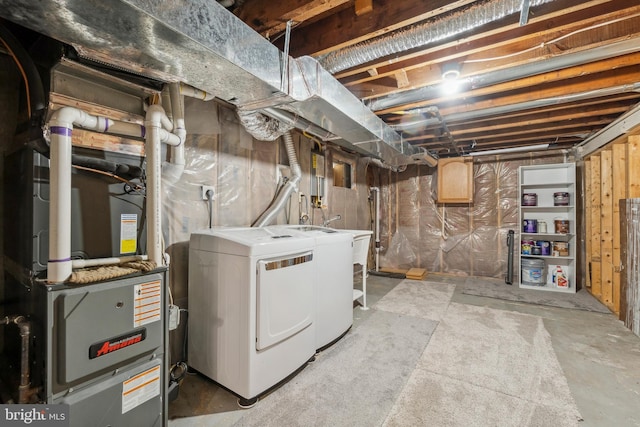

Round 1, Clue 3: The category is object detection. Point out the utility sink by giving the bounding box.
[334,229,373,309]
[340,230,373,265]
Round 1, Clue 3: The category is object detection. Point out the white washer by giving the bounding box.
[271,225,353,350]
[188,227,316,404]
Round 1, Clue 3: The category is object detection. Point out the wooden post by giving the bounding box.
[590,155,602,298]
[584,158,592,288]
[600,149,614,309]
[612,143,627,315]
[629,136,640,198]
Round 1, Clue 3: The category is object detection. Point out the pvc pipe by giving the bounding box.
[370,187,381,271]
[468,143,549,157]
[48,120,73,283]
[71,254,148,269]
[48,106,111,283]
[46,106,178,282]
[145,104,176,266]
[180,82,215,101]
[163,82,187,183]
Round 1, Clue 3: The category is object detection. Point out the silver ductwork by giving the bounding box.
[0,0,435,167]
[393,82,640,132]
[367,37,640,113]
[318,0,554,75]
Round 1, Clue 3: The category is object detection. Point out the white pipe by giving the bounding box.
[46,105,179,282]
[48,113,74,283]
[47,107,143,283]
[180,82,215,101]
[163,82,187,183]
[145,104,174,266]
[72,255,148,269]
[467,143,549,157]
[370,187,381,272]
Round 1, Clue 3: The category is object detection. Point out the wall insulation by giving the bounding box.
[377,154,567,279]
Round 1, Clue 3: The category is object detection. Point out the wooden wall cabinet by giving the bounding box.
[437,157,474,203]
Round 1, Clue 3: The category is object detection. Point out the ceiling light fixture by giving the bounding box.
[441,62,461,94]
[441,62,461,80]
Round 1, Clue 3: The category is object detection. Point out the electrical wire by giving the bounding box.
[0,34,32,117]
[463,13,640,64]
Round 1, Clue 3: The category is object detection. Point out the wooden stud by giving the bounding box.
[394,69,410,88]
[600,149,614,309]
[584,158,592,288]
[628,135,640,197]
[590,155,602,298]
[355,0,373,16]
[367,68,379,77]
[591,261,602,299]
[612,143,627,315]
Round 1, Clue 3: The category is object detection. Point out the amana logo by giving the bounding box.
[89,329,147,359]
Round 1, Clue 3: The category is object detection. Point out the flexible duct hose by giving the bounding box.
[252,131,301,227]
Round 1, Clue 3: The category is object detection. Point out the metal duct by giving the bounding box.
[252,131,302,227]
[237,110,293,141]
[393,82,640,132]
[367,37,640,112]
[0,0,434,167]
[318,0,554,75]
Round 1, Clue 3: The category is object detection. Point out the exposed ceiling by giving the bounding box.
[0,0,639,161]
[229,0,640,157]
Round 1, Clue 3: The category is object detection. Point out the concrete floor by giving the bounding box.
[169,273,640,426]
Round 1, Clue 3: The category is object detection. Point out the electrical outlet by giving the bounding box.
[168,304,180,330]
[201,185,215,200]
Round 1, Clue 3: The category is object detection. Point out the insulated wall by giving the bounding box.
[378,153,567,279]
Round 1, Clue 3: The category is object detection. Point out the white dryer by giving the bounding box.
[188,227,316,405]
[271,225,353,350]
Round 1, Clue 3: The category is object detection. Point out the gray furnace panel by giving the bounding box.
[55,273,164,385]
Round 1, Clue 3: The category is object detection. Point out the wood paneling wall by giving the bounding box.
[584,134,640,314]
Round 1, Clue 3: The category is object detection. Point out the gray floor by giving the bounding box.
[169,274,640,426]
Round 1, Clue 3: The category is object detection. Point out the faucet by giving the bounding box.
[322,214,341,227]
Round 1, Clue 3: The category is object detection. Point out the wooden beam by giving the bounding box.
[235,0,350,38]
[612,142,627,314]
[394,70,410,88]
[354,0,373,16]
[600,149,614,309]
[356,47,640,104]
[584,158,592,288]
[375,64,640,115]
[286,0,479,56]
[590,154,602,298]
[339,3,640,84]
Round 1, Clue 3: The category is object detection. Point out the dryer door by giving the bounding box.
[256,251,314,351]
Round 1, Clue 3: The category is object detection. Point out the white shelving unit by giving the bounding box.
[518,163,576,293]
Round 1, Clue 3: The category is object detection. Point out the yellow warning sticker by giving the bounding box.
[120,214,137,254]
